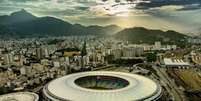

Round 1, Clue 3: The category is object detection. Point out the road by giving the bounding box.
[152,65,186,101]
[32,86,44,93]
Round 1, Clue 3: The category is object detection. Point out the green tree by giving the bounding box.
[81,41,87,69]
[81,41,87,57]
[146,53,157,62]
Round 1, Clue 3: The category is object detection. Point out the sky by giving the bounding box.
[0,0,201,34]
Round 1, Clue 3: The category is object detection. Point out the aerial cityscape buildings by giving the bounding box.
[0,0,201,100]
[0,35,200,100]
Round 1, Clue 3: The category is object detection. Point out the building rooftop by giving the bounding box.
[164,58,190,66]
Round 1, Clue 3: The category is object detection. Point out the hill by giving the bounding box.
[0,9,121,38]
[0,9,37,25]
[114,27,188,44]
[0,9,189,44]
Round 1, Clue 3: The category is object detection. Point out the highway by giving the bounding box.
[32,86,43,93]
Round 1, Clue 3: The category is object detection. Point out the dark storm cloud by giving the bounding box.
[137,0,201,10]
[177,4,201,11]
[1,0,201,12]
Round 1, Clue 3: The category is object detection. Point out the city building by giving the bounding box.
[36,48,44,59]
[188,38,201,44]
[111,48,122,59]
[3,53,14,65]
[111,45,144,59]
[163,58,191,68]
[154,41,161,50]
[42,71,162,101]
[122,45,144,58]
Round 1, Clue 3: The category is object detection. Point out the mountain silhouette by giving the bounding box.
[0,9,188,45]
[0,9,121,38]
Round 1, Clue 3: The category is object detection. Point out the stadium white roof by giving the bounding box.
[43,71,162,101]
[164,58,190,66]
[0,92,39,101]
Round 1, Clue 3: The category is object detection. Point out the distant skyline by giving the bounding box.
[0,0,201,34]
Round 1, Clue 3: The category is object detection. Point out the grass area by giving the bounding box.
[176,70,201,90]
[167,69,201,100]
[167,69,201,90]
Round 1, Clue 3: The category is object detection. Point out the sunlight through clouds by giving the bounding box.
[0,0,201,33]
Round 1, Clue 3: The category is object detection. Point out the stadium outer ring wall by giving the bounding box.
[42,71,163,101]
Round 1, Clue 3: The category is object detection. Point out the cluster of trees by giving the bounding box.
[108,58,143,66]
[146,52,157,62]
[0,86,13,95]
[105,52,157,65]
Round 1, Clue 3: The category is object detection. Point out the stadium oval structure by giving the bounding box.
[0,92,39,101]
[43,71,162,101]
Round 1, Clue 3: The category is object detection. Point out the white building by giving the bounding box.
[122,45,144,58]
[154,41,161,50]
[20,67,27,75]
[163,58,190,68]
[3,53,14,65]
[53,61,60,67]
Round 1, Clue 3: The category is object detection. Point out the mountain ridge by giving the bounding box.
[0,9,37,25]
[114,27,188,44]
[0,10,189,44]
[0,9,122,38]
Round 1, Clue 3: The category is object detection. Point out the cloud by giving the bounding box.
[137,0,201,10]
[0,0,201,33]
[0,0,89,15]
[176,4,201,11]
[0,0,201,17]
[8,0,39,2]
